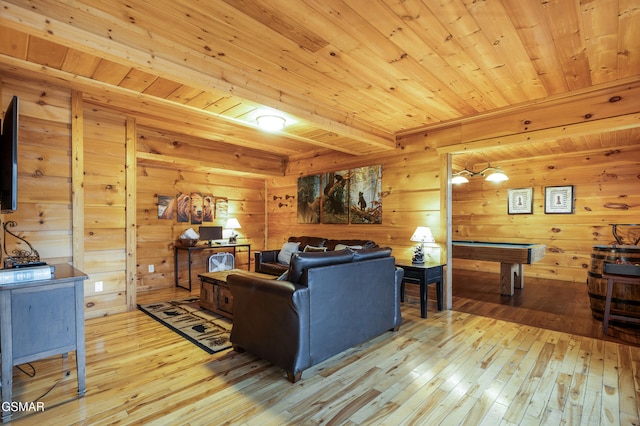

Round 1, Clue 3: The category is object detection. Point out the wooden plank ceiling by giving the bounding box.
[0,0,638,171]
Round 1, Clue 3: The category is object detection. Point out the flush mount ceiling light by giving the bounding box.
[451,165,509,184]
[256,115,286,131]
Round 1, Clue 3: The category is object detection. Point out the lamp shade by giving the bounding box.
[225,218,241,229]
[485,170,509,182]
[410,226,435,244]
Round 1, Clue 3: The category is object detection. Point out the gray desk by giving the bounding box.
[0,264,87,422]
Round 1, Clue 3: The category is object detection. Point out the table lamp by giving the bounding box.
[410,226,436,264]
[225,218,241,244]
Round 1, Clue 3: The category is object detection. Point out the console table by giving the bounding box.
[396,261,445,319]
[174,243,251,291]
[0,264,87,423]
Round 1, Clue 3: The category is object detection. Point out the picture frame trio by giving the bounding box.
[297,165,383,224]
[508,185,574,215]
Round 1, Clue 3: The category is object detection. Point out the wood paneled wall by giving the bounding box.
[135,127,266,290]
[0,78,73,264]
[1,75,268,318]
[452,145,640,282]
[266,147,444,264]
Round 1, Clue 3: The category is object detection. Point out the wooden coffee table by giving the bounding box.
[198,269,274,319]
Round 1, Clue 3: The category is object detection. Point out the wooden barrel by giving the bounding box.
[587,245,640,323]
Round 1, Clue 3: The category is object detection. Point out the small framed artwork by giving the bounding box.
[508,187,533,214]
[545,185,574,214]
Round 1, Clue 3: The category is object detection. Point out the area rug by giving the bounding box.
[138,297,232,354]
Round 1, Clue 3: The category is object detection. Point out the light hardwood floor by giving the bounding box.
[9,283,640,425]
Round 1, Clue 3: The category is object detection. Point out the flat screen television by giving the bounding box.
[199,226,223,244]
[0,96,18,213]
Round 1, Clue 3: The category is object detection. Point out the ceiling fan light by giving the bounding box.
[485,171,509,182]
[256,115,286,131]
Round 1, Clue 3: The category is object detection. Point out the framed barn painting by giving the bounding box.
[321,170,349,224]
[297,175,321,224]
[349,165,382,224]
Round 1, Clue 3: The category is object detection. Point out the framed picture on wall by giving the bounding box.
[545,185,574,214]
[507,187,533,214]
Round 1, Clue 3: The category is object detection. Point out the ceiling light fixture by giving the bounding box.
[256,115,286,132]
[451,165,509,184]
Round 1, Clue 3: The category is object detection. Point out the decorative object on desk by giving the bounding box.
[507,187,534,214]
[2,220,44,268]
[178,227,199,247]
[410,226,436,264]
[225,218,241,244]
[544,185,574,214]
[138,298,232,354]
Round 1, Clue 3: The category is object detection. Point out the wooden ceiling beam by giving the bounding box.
[0,2,395,152]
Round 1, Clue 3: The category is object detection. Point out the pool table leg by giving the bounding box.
[500,263,524,295]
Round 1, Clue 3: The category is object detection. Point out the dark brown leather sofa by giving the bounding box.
[254,235,379,276]
[227,248,403,382]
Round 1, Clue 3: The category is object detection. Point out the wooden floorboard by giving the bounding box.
[8,271,640,425]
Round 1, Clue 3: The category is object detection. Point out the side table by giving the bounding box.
[395,261,445,318]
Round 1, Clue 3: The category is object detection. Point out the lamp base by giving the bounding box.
[412,260,424,265]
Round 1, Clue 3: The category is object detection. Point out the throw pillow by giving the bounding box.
[334,244,363,251]
[277,242,300,264]
[303,245,327,253]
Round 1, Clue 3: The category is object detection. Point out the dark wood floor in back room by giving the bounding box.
[445,269,640,347]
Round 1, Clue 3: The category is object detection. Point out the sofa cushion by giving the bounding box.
[277,242,301,265]
[288,249,355,284]
[325,239,377,251]
[352,247,392,261]
[303,245,327,253]
[334,243,363,251]
[288,236,327,249]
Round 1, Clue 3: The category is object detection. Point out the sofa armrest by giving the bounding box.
[227,274,310,381]
[254,249,280,273]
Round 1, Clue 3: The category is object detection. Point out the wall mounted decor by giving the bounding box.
[545,185,574,214]
[176,193,190,222]
[203,194,214,222]
[158,195,174,219]
[215,197,228,220]
[321,170,349,224]
[297,175,321,223]
[349,165,382,224]
[507,187,533,214]
[190,192,203,224]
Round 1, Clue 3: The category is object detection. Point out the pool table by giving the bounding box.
[452,241,546,296]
